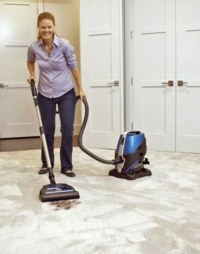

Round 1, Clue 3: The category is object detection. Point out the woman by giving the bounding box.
[27,12,86,177]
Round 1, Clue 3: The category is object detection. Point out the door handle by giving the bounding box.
[107,80,119,87]
[178,80,187,87]
[161,80,173,86]
[0,83,9,88]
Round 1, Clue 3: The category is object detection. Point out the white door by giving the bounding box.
[132,0,176,151]
[176,0,200,153]
[80,0,123,149]
[0,0,39,138]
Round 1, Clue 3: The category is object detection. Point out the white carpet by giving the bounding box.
[0,147,200,254]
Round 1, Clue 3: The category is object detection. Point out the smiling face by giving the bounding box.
[38,19,55,42]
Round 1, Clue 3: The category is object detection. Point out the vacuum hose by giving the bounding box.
[77,96,123,165]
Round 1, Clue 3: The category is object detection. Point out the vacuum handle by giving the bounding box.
[30,79,38,97]
[30,79,56,185]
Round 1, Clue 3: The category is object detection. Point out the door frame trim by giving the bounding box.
[120,0,125,133]
[124,0,133,131]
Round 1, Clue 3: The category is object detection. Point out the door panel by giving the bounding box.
[132,0,176,151]
[80,0,122,149]
[0,1,39,138]
[176,0,200,153]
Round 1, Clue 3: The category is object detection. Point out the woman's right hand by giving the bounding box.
[27,76,36,84]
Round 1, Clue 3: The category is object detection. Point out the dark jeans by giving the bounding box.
[37,88,77,173]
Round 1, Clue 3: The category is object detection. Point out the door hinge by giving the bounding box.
[37,7,39,15]
[131,77,133,85]
[131,31,133,39]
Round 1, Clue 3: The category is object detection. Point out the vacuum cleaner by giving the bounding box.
[77,97,152,180]
[30,80,79,202]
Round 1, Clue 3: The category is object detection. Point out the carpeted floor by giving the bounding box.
[0,147,199,254]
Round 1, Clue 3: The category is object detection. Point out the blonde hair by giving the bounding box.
[37,12,58,40]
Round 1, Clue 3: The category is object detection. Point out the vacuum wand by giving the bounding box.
[30,79,56,186]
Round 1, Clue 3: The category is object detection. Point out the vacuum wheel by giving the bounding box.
[127,170,135,177]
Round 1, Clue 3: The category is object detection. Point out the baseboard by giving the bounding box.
[73,124,81,135]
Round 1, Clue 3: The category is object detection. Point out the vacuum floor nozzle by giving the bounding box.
[39,183,80,202]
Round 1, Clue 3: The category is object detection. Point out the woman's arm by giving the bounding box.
[27,61,36,84]
[71,68,87,100]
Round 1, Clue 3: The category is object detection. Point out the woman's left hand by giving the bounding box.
[79,90,87,100]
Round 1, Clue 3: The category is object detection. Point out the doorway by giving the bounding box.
[0,0,81,139]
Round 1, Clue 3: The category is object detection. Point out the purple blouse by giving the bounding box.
[27,34,77,98]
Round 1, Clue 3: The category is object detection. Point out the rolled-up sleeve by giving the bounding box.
[27,45,36,63]
[64,42,77,71]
